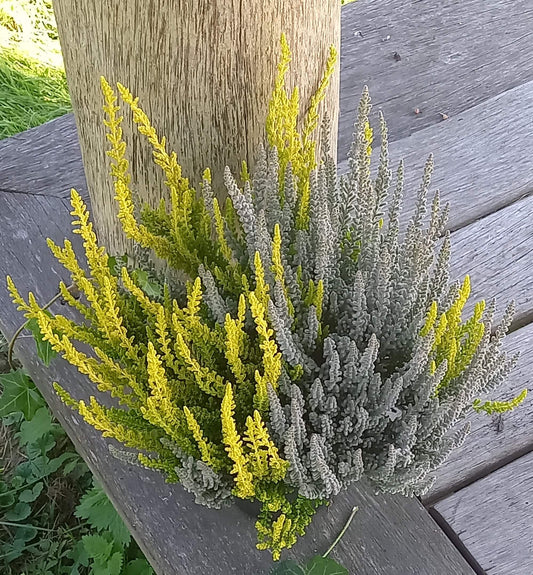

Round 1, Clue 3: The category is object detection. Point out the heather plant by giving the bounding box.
[7,36,526,560]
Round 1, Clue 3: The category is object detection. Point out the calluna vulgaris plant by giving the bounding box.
[8,36,527,559]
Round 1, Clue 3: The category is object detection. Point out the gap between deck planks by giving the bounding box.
[339,0,533,159]
[433,451,533,575]
[0,190,475,574]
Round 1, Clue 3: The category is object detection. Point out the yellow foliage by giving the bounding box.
[101,77,176,265]
[213,197,234,264]
[429,277,488,395]
[473,389,528,414]
[184,406,218,469]
[70,189,109,285]
[364,120,373,156]
[221,383,255,499]
[141,342,184,443]
[244,411,289,482]
[421,300,438,337]
[256,513,294,561]
[249,291,282,414]
[224,295,247,386]
[266,34,337,230]
[253,251,269,309]
[174,332,226,398]
[117,82,190,198]
[271,224,294,317]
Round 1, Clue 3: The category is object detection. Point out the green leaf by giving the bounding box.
[18,482,44,503]
[305,556,349,575]
[0,536,26,563]
[133,269,161,298]
[17,406,60,446]
[9,475,24,489]
[107,255,118,275]
[82,534,114,561]
[2,411,23,426]
[62,455,82,476]
[26,317,58,366]
[45,451,80,475]
[12,523,38,543]
[75,484,131,546]
[25,434,57,459]
[0,370,45,420]
[0,491,15,508]
[270,560,306,575]
[69,539,90,567]
[4,501,32,521]
[107,551,124,575]
[123,558,155,575]
[13,459,37,481]
[108,255,128,276]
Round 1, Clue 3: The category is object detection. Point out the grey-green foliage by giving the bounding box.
[196,88,518,501]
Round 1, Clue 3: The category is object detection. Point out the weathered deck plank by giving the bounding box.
[0,189,475,574]
[425,322,533,504]
[449,193,533,326]
[0,114,86,200]
[433,451,533,575]
[339,0,533,159]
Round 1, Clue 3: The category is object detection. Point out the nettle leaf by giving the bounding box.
[4,501,32,521]
[82,534,114,561]
[69,539,90,567]
[133,269,161,298]
[0,370,45,420]
[75,484,131,546]
[305,556,348,575]
[18,481,44,503]
[123,558,155,575]
[270,560,306,575]
[16,406,61,446]
[27,317,58,366]
[106,551,124,575]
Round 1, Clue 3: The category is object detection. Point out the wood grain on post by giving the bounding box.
[52,0,341,255]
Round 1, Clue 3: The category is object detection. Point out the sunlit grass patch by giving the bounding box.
[0,48,70,139]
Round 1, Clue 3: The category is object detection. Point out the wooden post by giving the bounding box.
[52,0,341,255]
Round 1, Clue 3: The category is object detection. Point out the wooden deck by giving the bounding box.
[0,1,532,573]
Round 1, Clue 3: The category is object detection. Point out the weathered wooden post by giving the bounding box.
[52,0,341,255]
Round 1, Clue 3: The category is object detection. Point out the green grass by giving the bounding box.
[0,48,70,139]
[0,0,71,140]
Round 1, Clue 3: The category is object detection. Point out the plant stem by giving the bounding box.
[322,506,358,558]
[0,520,55,532]
[0,520,85,534]
[7,284,76,369]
